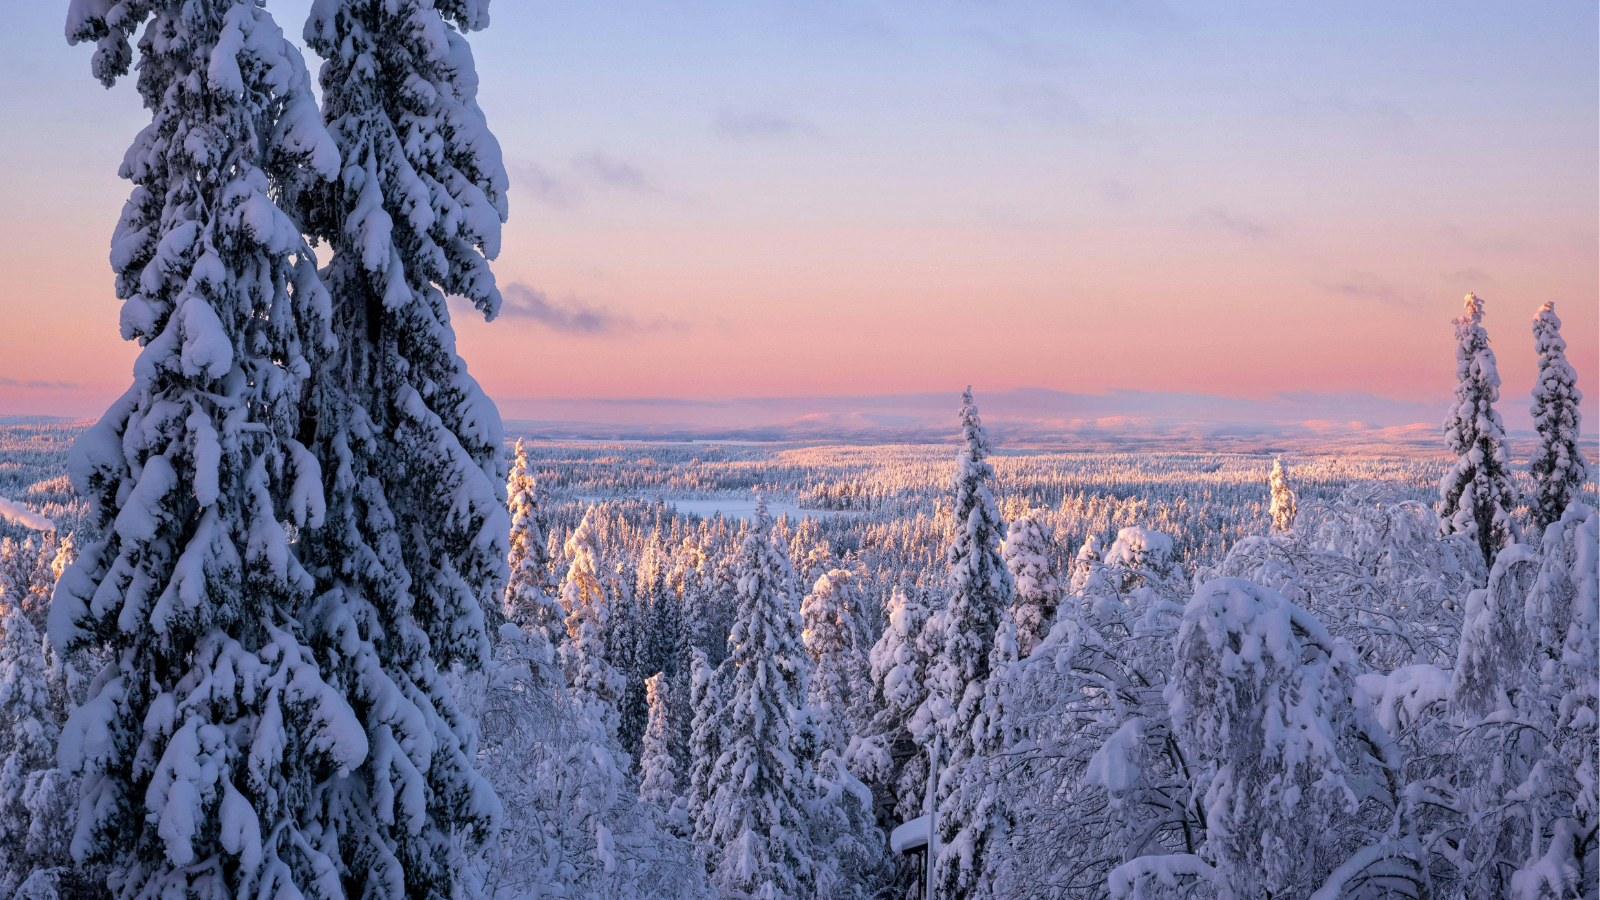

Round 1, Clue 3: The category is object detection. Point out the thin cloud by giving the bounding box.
[572,152,656,194]
[496,283,688,336]
[0,378,79,390]
[1319,271,1426,310]
[507,159,581,209]
[1192,206,1274,239]
[1445,267,1496,290]
[714,108,816,139]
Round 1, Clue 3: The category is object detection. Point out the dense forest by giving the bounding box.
[0,0,1589,897]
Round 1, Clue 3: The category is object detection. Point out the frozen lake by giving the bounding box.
[573,496,850,521]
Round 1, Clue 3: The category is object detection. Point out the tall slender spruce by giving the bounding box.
[56,3,369,898]
[1529,302,1590,535]
[927,388,1014,900]
[703,499,817,899]
[1438,293,1518,567]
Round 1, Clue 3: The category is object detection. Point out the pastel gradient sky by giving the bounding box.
[3,1,1595,432]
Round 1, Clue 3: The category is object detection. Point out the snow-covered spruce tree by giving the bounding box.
[638,672,682,816]
[1446,502,1598,897]
[506,439,563,638]
[610,569,650,762]
[1529,302,1590,535]
[855,580,931,823]
[927,388,1014,900]
[1067,534,1103,594]
[56,5,375,900]
[1268,457,1297,534]
[935,618,1019,900]
[291,0,513,896]
[561,508,628,743]
[0,611,62,897]
[1438,293,1519,566]
[668,538,711,756]
[1001,512,1059,657]
[802,568,869,755]
[703,499,818,899]
[684,648,722,843]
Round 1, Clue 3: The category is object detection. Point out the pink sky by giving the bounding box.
[1,1,1594,433]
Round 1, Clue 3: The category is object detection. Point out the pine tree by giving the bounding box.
[55,5,373,900]
[802,569,869,755]
[639,672,681,811]
[1000,512,1059,657]
[506,439,563,637]
[1438,293,1519,566]
[1268,457,1297,533]
[561,508,627,743]
[925,389,1014,900]
[704,499,818,899]
[1528,302,1590,535]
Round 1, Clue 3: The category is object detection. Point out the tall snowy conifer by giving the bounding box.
[56,4,372,899]
[684,648,721,841]
[926,389,1014,900]
[1438,293,1518,566]
[638,672,680,810]
[292,0,514,893]
[1528,302,1590,535]
[506,439,562,636]
[1000,512,1058,657]
[860,581,931,822]
[704,499,817,899]
[926,389,1012,767]
[1268,457,1297,533]
[801,569,868,755]
[560,509,627,743]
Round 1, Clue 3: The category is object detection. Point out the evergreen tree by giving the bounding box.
[684,648,722,843]
[291,0,513,896]
[55,5,374,900]
[927,388,1014,900]
[703,499,818,899]
[1529,301,1590,535]
[860,581,931,822]
[610,565,649,761]
[1268,456,1297,534]
[506,439,562,637]
[561,508,627,743]
[1438,293,1518,566]
[1067,534,1103,594]
[639,672,681,812]
[1000,512,1059,657]
[935,619,1018,900]
[802,569,869,756]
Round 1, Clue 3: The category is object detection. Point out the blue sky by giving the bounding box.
[1,0,1594,434]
